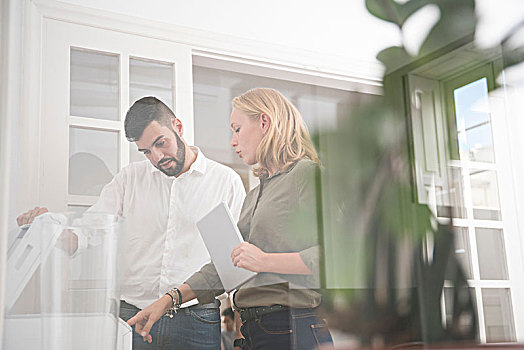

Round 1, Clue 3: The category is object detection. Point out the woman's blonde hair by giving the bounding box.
[232,88,319,177]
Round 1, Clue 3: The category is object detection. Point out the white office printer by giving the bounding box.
[3,212,132,350]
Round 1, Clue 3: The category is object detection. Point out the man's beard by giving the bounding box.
[157,131,186,177]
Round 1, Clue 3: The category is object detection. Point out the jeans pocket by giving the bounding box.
[190,309,221,324]
[256,313,292,335]
[311,321,334,348]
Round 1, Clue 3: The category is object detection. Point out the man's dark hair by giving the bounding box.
[125,96,176,142]
[222,308,234,320]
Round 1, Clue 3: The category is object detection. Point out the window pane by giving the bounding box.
[192,65,372,190]
[69,127,119,196]
[464,123,494,163]
[482,288,516,342]
[67,205,90,216]
[129,58,175,163]
[444,287,477,338]
[70,48,119,121]
[129,57,174,108]
[453,78,495,163]
[454,227,473,279]
[447,166,467,219]
[476,228,508,280]
[470,169,502,220]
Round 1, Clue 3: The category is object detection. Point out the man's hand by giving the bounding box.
[58,229,79,255]
[231,242,268,273]
[127,295,172,343]
[17,206,48,226]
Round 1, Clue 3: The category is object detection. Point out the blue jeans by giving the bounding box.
[119,300,221,350]
[240,308,334,350]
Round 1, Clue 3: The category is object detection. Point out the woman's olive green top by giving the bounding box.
[186,159,321,308]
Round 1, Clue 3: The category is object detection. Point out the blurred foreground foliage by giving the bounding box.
[310,0,524,346]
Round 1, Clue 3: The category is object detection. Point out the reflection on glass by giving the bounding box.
[470,169,501,220]
[447,166,467,218]
[454,227,472,279]
[129,57,174,108]
[69,127,119,196]
[482,288,516,342]
[444,287,477,337]
[2,212,123,349]
[476,228,508,280]
[192,65,369,190]
[67,205,90,216]
[453,78,495,163]
[70,48,119,121]
[434,185,452,218]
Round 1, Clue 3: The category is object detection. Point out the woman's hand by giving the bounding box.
[231,243,313,275]
[127,295,172,343]
[231,242,268,273]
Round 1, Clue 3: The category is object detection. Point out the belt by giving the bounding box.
[120,299,220,313]
[185,299,221,310]
[239,304,289,323]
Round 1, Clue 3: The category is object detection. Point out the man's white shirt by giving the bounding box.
[85,147,246,309]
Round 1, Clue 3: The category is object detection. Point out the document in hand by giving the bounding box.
[197,202,257,292]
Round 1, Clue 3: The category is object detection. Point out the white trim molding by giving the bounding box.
[31,0,384,87]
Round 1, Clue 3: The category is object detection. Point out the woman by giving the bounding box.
[128,88,333,349]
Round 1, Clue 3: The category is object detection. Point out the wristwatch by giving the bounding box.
[233,338,246,348]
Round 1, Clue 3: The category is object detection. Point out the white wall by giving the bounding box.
[57,0,401,69]
[1,0,25,344]
[56,0,524,73]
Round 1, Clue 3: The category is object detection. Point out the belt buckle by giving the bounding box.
[240,308,252,323]
[239,309,246,323]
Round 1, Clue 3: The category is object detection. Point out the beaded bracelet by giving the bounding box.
[165,287,183,318]
[173,287,183,307]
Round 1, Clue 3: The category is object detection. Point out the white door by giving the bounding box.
[40,18,193,213]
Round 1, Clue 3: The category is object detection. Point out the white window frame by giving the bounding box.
[409,60,524,343]
[40,18,193,211]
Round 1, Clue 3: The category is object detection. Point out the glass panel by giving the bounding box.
[470,169,502,220]
[447,166,467,218]
[69,127,119,196]
[67,205,90,216]
[129,57,174,109]
[192,65,372,189]
[3,213,123,349]
[70,48,119,121]
[444,287,477,337]
[482,289,516,342]
[453,77,495,163]
[476,228,508,280]
[454,227,473,279]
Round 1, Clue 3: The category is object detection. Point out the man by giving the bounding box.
[17,97,246,349]
[221,308,236,350]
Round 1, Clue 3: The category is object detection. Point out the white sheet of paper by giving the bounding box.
[197,202,257,292]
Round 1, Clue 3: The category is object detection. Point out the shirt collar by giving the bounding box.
[262,160,300,181]
[149,146,207,176]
